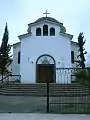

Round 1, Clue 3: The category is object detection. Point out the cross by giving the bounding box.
[43,10,50,17]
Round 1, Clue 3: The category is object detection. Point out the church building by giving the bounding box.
[12,12,79,83]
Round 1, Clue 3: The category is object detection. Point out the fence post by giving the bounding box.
[47,81,49,113]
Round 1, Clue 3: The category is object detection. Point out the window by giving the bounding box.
[43,25,48,36]
[18,52,20,64]
[36,28,41,36]
[71,51,74,63]
[50,27,55,36]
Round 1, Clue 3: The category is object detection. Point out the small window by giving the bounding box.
[36,28,41,36]
[50,27,55,36]
[43,25,48,36]
[18,52,20,64]
[71,51,74,63]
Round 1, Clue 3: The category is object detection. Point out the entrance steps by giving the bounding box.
[0,83,89,96]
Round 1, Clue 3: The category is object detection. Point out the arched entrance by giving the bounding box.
[36,54,56,83]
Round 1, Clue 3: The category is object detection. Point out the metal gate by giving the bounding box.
[47,68,90,114]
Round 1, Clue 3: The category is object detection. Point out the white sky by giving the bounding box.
[0,0,90,56]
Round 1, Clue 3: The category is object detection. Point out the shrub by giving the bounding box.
[75,68,90,86]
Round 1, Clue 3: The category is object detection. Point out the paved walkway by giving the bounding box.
[0,114,90,120]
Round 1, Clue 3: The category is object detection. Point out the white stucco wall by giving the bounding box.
[12,43,21,77]
[30,21,60,36]
[20,22,71,83]
[71,42,79,68]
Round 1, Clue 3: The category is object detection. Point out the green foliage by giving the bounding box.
[0,23,11,80]
[75,68,90,86]
[76,32,87,68]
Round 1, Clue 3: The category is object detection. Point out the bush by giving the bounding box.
[75,68,90,86]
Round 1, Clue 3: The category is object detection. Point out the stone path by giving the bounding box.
[0,114,90,120]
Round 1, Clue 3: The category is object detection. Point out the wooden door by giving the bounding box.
[37,65,54,83]
[46,65,54,83]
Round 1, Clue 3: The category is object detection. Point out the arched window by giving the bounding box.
[50,27,55,36]
[36,28,41,36]
[71,51,74,63]
[18,51,20,64]
[43,25,48,36]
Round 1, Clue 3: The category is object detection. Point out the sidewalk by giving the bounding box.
[0,114,90,120]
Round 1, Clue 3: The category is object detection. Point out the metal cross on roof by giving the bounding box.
[43,10,50,17]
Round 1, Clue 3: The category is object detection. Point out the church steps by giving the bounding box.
[6,83,83,86]
[0,87,89,91]
[6,86,88,90]
[0,91,89,96]
[4,84,87,89]
[2,88,87,92]
[0,88,89,92]
[0,92,89,97]
[0,88,89,94]
[0,83,89,96]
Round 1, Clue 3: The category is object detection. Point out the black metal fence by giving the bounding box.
[0,74,21,86]
[47,68,90,113]
[0,68,90,114]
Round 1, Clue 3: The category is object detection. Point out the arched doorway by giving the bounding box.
[36,54,56,83]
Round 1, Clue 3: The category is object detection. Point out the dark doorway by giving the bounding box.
[36,64,55,83]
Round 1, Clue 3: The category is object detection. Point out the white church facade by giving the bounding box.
[12,16,79,83]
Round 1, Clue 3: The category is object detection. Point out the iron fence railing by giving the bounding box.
[56,67,90,85]
[0,74,21,86]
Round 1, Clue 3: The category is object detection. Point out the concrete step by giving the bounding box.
[7,84,83,86]
[0,88,89,92]
[0,89,89,95]
[0,83,89,96]
[6,86,88,89]
[6,83,84,86]
[0,87,89,91]
[0,91,89,96]
[0,87,89,92]
[1,85,87,89]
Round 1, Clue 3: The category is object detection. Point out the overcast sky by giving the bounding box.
[0,0,90,56]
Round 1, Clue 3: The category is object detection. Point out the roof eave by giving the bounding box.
[60,32,73,40]
[12,42,21,46]
[18,33,32,39]
[28,20,61,26]
[71,41,79,45]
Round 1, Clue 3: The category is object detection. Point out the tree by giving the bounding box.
[76,32,87,68]
[0,23,11,82]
